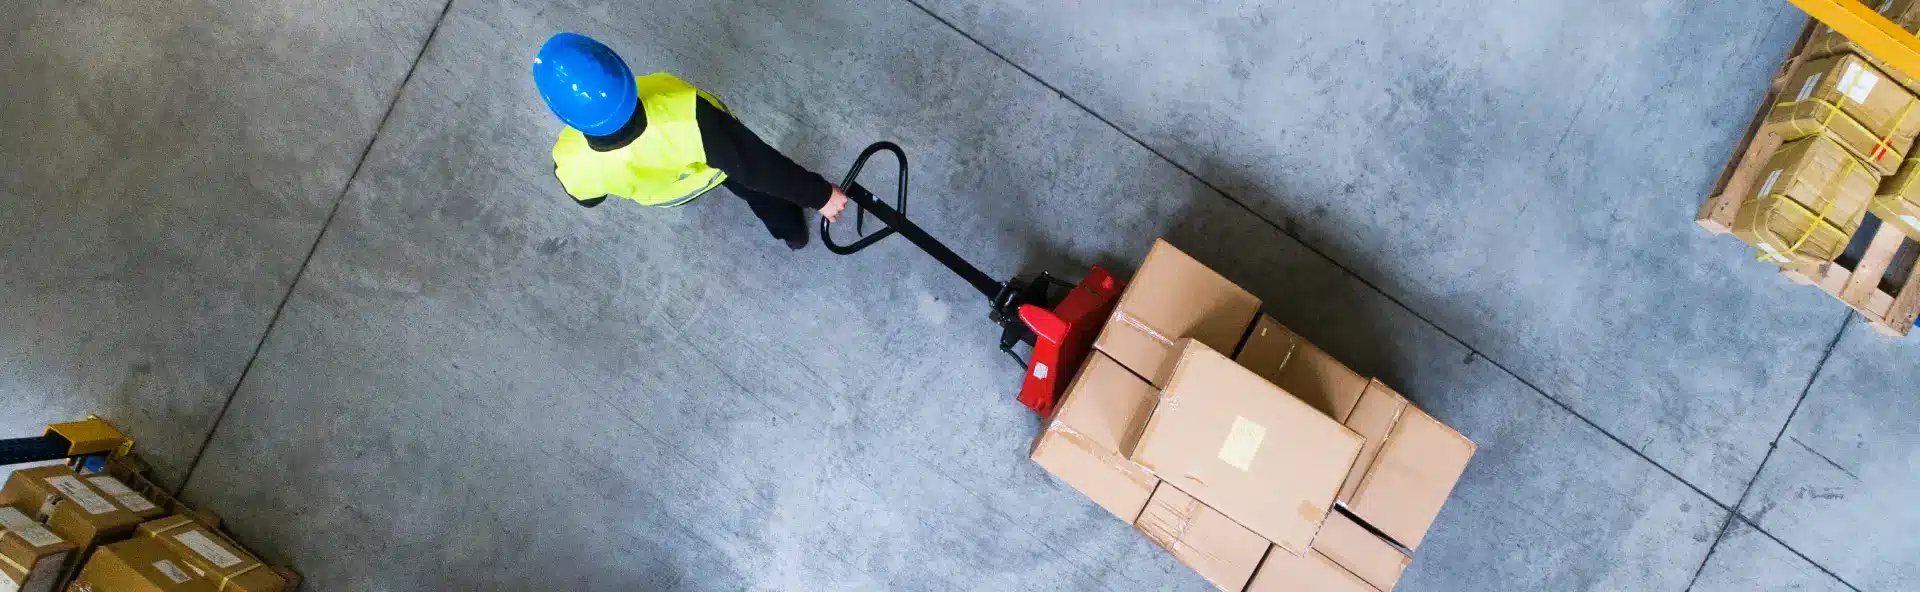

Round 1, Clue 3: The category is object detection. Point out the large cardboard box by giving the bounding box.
[1337,381,1477,550]
[1806,0,1920,94]
[1,465,146,557]
[1244,549,1378,592]
[1733,136,1878,265]
[1767,54,1920,175]
[70,537,215,592]
[1134,483,1269,592]
[0,506,76,592]
[1131,340,1363,555]
[136,517,286,592]
[1030,353,1161,521]
[1234,314,1370,421]
[1874,157,1920,239]
[1094,239,1261,388]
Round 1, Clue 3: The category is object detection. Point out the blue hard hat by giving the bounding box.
[532,33,637,137]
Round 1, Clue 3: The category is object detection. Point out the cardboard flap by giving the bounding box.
[1050,353,1159,456]
[1031,422,1158,523]
[1245,549,1379,592]
[1349,405,1477,549]
[1313,512,1409,591]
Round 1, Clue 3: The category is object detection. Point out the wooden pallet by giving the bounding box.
[1696,19,1920,336]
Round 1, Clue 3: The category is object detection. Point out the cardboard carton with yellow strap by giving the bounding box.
[1873,158,1920,239]
[134,516,286,592]
[1805,0,1920,94]
[1733,136,1879,265]
[1766,54,1920,175]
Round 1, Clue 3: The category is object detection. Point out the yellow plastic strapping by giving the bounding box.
[1873,99,1917,161]
[1766,156,1865,261]
[1774,98,1905,167]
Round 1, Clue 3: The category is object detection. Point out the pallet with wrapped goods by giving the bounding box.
[1697,19,1920,336]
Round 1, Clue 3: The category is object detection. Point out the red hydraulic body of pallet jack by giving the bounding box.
[820,142,1125,416]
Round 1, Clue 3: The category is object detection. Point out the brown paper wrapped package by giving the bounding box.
[1874,158,1920,239]
[1732,136,1877,265]
[1766,54,1920,175]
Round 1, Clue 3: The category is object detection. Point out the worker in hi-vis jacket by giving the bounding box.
[533,32,850,250]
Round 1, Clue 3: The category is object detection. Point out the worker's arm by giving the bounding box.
[697,101,838,210]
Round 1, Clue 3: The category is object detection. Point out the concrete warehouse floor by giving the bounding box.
[2,0,1911,589]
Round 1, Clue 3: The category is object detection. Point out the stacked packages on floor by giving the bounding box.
[1030,240,1476,591]
[1737,0,1920,263]
[0,464,288,592]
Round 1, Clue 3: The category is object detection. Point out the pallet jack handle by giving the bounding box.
[820,142,1004,301]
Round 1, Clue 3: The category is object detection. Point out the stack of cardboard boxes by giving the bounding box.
[1738,0,1920,260]
[1031,240,1476,591]
[0,465,288,592]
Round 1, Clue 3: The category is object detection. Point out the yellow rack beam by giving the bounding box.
[1788,0,1920,81]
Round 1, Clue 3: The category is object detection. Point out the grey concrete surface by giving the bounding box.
[0,0,444,484]
[1693,521,1851,592]
[912,0,1826,504]
[1732,324,1920,591]
[4,0,1912,590]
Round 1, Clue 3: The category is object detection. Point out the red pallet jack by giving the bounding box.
[820,142,1125,416]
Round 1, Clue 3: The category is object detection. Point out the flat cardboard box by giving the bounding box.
[1806,0,1920,94]
[1131,340,1363,555]
[1874,158,1920,239]
[0,506,76,592]
[1094,239,1261,388]
[1313,511,1410,591]
[1244,549,1378,592]
[1,465,144,553]
[137,517,286,592]
[1134,483,1270,592]
[1767,54,1920,175]
[1234,314,1370,421]
[1338,381,1477,550]
[1030,354,1162,522]
[71,537,215,592]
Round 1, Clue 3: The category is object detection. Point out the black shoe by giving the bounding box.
[785,234,809,251]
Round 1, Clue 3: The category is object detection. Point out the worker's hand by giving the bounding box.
[820,187,851,223]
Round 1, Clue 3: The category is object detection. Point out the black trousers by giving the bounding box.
[723,180,807,242]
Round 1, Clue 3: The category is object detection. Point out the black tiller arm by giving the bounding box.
[819,142,1004,301]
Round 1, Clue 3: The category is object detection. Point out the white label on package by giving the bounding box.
[0,570,19,592]
[174,531,244,569]
[84,476,133,496]
[152,560,193,584]
[1849,68,1881,104]
[1759,243,1792,263]
[1903,214,1920,230]
[85,476,157,513]
[1217,416,1267,471]
[0,508,62,549]
[1758,169,1783,198]
[1798,72,1822,102]
[43,476,114,515]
